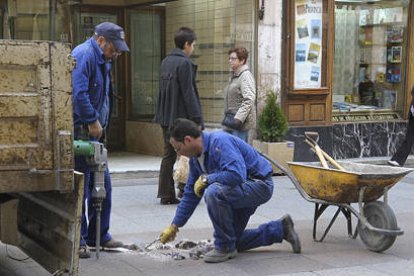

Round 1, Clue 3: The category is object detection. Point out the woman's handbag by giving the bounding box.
[222,111,242,130]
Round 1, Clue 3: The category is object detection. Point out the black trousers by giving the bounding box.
[157,126,177,199]
[391,112,414,166]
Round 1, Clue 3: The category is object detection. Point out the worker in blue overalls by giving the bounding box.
[72,22,129,259]
[159,118,301,263]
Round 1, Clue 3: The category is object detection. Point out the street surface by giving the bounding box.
[1,170,414,275]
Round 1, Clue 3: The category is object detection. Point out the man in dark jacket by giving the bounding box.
[154,27,203,205]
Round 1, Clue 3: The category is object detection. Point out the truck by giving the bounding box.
[0,40,81,275]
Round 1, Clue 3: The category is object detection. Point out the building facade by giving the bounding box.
[1,0,413,160]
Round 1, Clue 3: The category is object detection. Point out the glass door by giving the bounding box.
[129,9,163,120]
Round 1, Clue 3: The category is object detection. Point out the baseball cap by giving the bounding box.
[94,22,130,52]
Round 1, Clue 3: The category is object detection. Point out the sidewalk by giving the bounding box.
[2,153,414,275]
[108,151,161,174]
[85,170,414,276]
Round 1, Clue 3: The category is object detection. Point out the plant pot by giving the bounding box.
[253,140,295,174]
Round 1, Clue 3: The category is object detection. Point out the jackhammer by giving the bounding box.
[73,139,107,259]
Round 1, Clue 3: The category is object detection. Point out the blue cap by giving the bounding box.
[94,22,130,52]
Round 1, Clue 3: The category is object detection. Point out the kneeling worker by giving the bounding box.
[159,118,301,263]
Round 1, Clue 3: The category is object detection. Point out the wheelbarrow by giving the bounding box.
[260,133,413,252]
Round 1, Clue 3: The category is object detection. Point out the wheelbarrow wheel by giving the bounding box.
[357,201,397,252]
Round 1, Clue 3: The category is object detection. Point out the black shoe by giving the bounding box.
[281,215,301,253]
[79,245,90,259]
[160,198,180,205]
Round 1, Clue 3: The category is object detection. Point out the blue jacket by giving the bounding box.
[172,131,273,227]
[72,38,112,130]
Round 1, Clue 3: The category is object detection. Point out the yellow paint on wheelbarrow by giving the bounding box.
[287,161,412,203]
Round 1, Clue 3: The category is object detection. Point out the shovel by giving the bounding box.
[304,132,345,171]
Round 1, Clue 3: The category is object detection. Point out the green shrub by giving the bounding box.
[257,91,288,142]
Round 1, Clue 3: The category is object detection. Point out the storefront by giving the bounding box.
[2,0,413,160]
[282,0,414,160]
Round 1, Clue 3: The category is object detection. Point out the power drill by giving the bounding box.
[73,140,107,259]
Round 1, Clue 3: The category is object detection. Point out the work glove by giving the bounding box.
[194,174,208,198]
[159,225,178,244]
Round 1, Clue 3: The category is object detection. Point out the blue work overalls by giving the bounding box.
[72,38,113,246]
[172,132,284,252]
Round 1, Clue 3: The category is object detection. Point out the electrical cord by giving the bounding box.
[5,244,29,262]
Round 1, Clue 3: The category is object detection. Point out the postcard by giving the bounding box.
[310,19,322,39]
[297,19,309,39]
[297,4,306,16]
[310,66,320,82]
[307,42,320,63]
[295,44,307,62]
[391,46,402,63]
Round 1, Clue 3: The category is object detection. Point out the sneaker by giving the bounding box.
[160,198,180,205]
[79,245,90,259]
[387,160,401,167]
[281,215,301,254]
[204,249,237,263]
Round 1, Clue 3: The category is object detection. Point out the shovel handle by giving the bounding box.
[320,150,345,171]
[314,145,329,168]
[305,139,345,171]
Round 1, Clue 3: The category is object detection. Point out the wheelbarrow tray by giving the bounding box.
[287,161,413,203]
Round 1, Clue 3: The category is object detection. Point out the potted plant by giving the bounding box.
[253,90,294,173]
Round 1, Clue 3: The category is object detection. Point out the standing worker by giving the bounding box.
[159,119,301,263]
[154,27,204,205]
[72,22,129,258]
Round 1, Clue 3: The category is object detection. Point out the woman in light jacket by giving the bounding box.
[222,47,256,142]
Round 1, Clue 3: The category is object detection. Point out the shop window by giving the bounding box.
[293,0,328,90]
[128,0,256,123]
[129,9,162,120]
[333,1,409,120]
[282,0,333,126]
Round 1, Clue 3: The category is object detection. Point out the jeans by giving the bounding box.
[203,177,284,252]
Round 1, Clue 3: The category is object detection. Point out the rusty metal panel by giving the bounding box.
[17,172,83,275]
[0,199,20,245]
[51,42,75,191]
[0,40,74,192]
[0,40,79,275]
